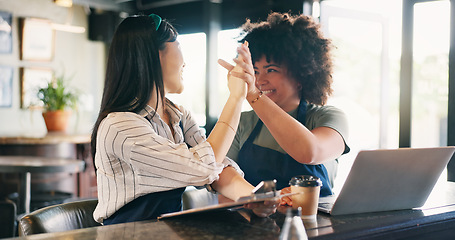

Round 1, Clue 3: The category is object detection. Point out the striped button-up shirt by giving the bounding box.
[93,101,242,223]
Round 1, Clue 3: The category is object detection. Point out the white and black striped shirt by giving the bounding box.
[93,101,242,223]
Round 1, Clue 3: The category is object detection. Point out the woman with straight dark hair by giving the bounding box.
[91,14,277,225]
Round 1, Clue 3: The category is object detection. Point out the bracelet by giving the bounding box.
[251,91,263,104]
[218,121,236,133]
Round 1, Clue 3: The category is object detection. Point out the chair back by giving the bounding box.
[0,199,17,238]
[19,199,101,236]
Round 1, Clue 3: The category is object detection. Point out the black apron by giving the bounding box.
[236,100,332,196]
[103,187,185,225]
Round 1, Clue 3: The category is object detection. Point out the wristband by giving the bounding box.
[218,121,235,133]
[251,91,263,104]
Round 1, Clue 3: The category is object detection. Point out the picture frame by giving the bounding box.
[0,11,12,54]
[20,67,53,109]
[0,65,13,108]
[19,18,54,61]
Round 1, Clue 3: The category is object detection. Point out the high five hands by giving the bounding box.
[218,41,257,99]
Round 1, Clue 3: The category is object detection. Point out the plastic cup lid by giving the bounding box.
[289,175,322,187]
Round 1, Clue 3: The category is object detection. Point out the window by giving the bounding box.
[167,33,207,127]
[216,29,252,116]
[170,29,249,129]
[320,0,403,191]
[411,1,450,148]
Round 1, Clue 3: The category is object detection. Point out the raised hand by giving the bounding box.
[218,41,255,100]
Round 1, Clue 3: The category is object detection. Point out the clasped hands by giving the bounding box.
[218,41,259,100]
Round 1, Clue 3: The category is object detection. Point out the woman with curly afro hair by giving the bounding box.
[219,12,350,198]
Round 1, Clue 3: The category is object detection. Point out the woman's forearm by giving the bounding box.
[207,42,250,163]
[206,95,244,163]
[247,94,344,165]
[213,167,279,218]
[211,166,254,201]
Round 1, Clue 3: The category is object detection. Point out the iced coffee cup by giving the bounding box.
[289,175,322,220]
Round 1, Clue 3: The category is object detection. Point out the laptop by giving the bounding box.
[318,147,455,215]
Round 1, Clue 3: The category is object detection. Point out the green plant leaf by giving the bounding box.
[37,75,79,111]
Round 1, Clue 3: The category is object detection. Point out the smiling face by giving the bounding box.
[160,41,185,94]
[254,56,301,112]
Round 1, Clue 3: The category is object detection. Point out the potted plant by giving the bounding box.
[37,75,78,132]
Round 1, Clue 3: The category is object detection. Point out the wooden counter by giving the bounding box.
[0,156,85,214]
[0,133,97,211]
[0,132,90,145]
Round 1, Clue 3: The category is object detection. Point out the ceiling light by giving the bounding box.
[54,0,73,8]
[52,23,85,33]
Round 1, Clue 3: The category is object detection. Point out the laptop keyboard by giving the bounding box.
[318,202,333,209]
[317,202,334,213]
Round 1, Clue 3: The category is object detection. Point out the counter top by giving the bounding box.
[0,156,85,173]
[5,182,455,240]
[6,204,455,240]
[0,132,91,144]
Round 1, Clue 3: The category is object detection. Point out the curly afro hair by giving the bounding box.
[240,12,334,105]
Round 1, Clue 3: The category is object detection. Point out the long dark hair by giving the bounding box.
[90,15,178,161]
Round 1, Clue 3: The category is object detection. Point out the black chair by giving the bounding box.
[0,198,17,238]
[18,199,101,236]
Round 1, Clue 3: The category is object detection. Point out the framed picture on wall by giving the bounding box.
[19,18,54,61]
[0,11,12,54]
[0,66,13,108]
[20,67,53,109]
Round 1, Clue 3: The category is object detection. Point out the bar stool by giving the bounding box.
[0,156,85,214]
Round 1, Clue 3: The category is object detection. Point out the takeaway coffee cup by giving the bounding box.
[289,175,322,220]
